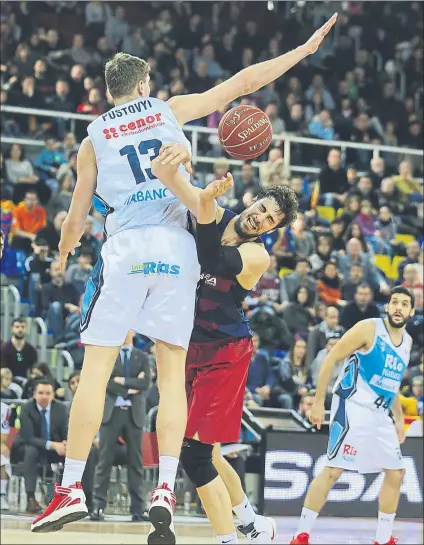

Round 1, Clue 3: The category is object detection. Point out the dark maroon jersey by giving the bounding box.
[191,209,262,343]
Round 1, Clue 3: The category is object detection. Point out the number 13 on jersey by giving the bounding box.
[120,138,162,185]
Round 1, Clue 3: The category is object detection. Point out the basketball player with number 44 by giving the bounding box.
[31,13,337,544]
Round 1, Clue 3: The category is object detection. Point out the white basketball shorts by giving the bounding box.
[325,394,405,474]
[80,225,200,350]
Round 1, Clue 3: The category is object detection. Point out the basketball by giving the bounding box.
[218,105,273,160]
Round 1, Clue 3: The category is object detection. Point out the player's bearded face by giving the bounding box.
[235,198,284,238]
[387,296,413,328]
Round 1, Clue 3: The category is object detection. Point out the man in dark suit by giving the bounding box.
[91,331,150,521]
[340,283,380,331]
[11,378,68,513]
[11,378,96,513]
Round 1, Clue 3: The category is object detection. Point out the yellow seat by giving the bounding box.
[395,234,415,245]
[336,208,344,217]
[279,267,293,278]
[316,206,336,222]
[373,255,392,278]
[389,256,405,281]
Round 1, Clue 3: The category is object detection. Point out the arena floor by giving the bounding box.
[1,514,422,544]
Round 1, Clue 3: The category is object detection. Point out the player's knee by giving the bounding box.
[181,437,218,488]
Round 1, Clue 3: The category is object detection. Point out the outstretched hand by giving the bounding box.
[303,13,338,55]
[202,173,234,199]
[157,142,192,174]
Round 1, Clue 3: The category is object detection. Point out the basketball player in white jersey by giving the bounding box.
[290,286,415,545]
[1,401,11,511]
[31,14,337,538]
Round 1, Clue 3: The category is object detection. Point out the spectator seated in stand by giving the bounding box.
[297,391,316,422]
[0,318,38,385]
[280,258,317,309]
[246,334,275,407]
[250,305,293,354]
[317,148,348,208]
[246,255,281,313]
[306,305,343,368]
[316,260,347,308]
[37,210,67,256]
[21,363,65,401]
[10,190,47,254]
[5,143,49,205]
[311,332,343,408]
[41,259,80,340]
[0,368,23,400]
[341,263,365,301]
[54,295,84,370]
[10,378,69,514]
[33,136,66,191]
[64,246,93,295]
[24,237,52,308]
[397,240,421,283]
[282,285,314,338]
[401,264,423,315]
[274,338,311,409]
[309,235,333,276]
[340,283,380,331]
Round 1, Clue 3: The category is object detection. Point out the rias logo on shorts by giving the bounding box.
[129,261,180,276]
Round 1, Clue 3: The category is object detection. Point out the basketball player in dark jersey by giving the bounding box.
[151,145,298,544]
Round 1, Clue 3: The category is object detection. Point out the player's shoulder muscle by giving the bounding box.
[237,242,270,283]
[344,319,376,351]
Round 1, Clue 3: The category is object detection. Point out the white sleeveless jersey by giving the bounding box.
[333,318,411,412]
[87,97,191,237]
[1,402,10,435]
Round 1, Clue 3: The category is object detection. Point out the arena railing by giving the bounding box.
[27,316,48,362]
[1,284,21,341]
[1,105,423,179]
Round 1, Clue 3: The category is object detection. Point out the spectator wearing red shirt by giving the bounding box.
[317,260,346,307]
[77,88,105,116]
[11,190,47,253]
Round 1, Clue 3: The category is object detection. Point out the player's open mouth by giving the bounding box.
[247,217,257,230]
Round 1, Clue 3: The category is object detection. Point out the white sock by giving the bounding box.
[158,456,179,491]
[216,531,238,544]
[1,479,7,495]
[233,494,255,527]
[61,458,86,488]
[296,507,318,535]
[375,511,395,544]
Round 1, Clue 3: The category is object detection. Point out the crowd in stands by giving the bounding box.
[0,0,423,513]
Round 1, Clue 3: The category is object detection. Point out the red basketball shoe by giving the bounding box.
[374,538,398,545]
[290,533,310,544]
[31,482,87,533]
[147,483,176,545]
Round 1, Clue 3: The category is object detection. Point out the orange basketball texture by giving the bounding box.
[218,106,273,160]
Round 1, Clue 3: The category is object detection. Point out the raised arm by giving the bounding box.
[310,320,375,429]
[168,14,337,125]
[59,137,97,272]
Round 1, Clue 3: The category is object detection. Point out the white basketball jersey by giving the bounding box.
[1,402,10,435]
[333,318,411,411]
[87,97,192,237]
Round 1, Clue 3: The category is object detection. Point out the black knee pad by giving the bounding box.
[181,437,218,488]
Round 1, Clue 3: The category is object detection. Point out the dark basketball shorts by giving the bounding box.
[185,336,254,444]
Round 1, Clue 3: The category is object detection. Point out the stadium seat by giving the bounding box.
[279,267,293,278]
[395,234,416,245]
[390,256,405,281]
[373,255,392,278]
[336,208,344,217]
[316,206,336,222]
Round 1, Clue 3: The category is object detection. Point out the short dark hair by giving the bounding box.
[388,286,415,308]
[255,185,298,228]
[33,377,54,391]
[11,318,26,326]
[24,189,38,197]
[356,282,371,291]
